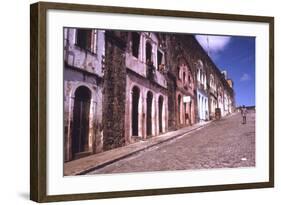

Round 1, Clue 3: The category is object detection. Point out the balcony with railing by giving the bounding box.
[125,54,167,88]
[125,53,147,77]
[146,61,167,88]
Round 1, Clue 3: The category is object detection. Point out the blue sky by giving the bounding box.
[195,35,256,106]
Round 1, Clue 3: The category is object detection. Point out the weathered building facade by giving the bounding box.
[164,34,197,130]
[64,28,105,161]
[196,59,209,121]
[64,28,235,162]
[124,32,168,143]
[164,34,235,121]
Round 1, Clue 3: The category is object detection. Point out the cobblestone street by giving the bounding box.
[87,111,255,174]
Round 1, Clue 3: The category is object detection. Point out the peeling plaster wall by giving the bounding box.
[63,28,105,161]
[64,28,105,77]
[125,73,168,143]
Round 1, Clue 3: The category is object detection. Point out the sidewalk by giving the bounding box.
[64,120,213,176]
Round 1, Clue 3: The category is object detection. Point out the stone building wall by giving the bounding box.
[164,34,199,128]
[102,31,127,151]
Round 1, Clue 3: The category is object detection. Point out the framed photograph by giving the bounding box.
[30,1,274,202]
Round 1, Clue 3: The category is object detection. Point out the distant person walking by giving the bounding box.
[241,105,248,124]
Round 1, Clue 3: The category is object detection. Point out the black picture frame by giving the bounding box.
[30,1,274,202]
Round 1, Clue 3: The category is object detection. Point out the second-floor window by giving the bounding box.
[157,50,163,68]
[76,29,97,53]
[132,32,140,58]
[146,42,153,64]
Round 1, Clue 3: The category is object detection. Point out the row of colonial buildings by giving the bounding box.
[63,29,235,162]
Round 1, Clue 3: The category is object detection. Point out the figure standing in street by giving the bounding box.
[241,105,247,124]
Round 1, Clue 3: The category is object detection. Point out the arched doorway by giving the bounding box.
[158,96,164,133]
[146,91,153,136]
[132,86,140,136]
[72,86,91,158]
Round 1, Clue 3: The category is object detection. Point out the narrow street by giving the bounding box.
[87,111,255,174]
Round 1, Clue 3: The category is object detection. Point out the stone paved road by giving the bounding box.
[87,111,255,174]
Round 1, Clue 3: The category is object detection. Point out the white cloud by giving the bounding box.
[240,73,251,81]
[195,35,231,55]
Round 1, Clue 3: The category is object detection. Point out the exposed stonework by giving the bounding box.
[165,34,198,129]
[102,31,127,151]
